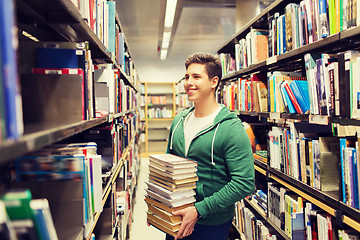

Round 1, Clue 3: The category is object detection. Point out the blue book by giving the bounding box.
[107,1,116,53]
[352,148,359,209]
[118,32,125,67]
[36,48,86,70]
[280,82,296,114]
[340,138,347,203]
[291,212,305,240]
[290,80,310,114]
[0,0,23,140]
[318,0,329,38]
[30,198,58,240]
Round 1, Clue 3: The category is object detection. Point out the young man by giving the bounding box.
[165,53,255,240]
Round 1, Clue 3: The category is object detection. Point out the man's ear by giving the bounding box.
[211,76,219,89]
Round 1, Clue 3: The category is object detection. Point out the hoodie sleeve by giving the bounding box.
[194,120,255,218]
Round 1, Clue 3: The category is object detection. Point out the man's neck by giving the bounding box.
[193,97,219,118]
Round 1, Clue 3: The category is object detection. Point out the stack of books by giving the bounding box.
[145,154,198,237]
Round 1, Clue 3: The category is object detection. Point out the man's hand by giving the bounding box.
[173,206,198,240]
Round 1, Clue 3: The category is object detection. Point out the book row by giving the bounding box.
[220,47,360,119]
[221,0,360,75]
[72,0,137,80]
[145,154,198,237]
[147,96,168,105]
[147,107,173,119]
[0,0,139,144]
[268,121,360,210]
[267,182,359,240]
[0,40,139,144]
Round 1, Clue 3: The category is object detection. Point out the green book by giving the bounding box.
[329,0,336,35]
[2,189,33,220]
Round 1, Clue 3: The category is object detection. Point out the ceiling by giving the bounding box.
[115,0,237,83]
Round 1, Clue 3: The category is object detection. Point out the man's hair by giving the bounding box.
[185,53,222,84]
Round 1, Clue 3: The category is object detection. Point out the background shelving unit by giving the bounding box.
[142,82,176,156]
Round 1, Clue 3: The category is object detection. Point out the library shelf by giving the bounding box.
[244,198,291,240]
[85,138,134,240]
[216,0,360,237]
[0,116,107,164]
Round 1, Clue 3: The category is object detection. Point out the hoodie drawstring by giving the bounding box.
[170,117,183,150]
[211,123,220,165]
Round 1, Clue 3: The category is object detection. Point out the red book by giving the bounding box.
[32,68,85,120]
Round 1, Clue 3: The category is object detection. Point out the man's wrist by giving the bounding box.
[195,207,201,219]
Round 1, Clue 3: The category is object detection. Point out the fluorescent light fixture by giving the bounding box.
[160,49,168,60]
[164,0,178,28]
[161,31,171,48]
[22,30,39,42]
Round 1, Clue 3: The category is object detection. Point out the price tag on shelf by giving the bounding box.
[266,56,278,65]
[309,115,329,125]
[269,112,281,120]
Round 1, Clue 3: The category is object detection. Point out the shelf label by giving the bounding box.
[269,112,281,120]
[309,115,329,125]
[267,56,278,65]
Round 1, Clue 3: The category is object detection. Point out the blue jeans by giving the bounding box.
[165,219,232,240]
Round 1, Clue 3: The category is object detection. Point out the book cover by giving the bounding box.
[283,80,303,114]
[319,137,340,196]
[290,80,310,114]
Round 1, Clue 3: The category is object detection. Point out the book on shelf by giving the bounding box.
[2,189,59,240]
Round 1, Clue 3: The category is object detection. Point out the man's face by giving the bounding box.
[184,63,217,103]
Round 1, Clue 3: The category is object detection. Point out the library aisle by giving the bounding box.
[130,158,166,240]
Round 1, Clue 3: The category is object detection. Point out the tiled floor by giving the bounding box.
[129,158,165,240]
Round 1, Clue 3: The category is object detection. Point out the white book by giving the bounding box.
[146,181,195,200]
[146,189,195,208]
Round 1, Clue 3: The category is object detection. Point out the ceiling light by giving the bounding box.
[160,49,168,60]
[161,31,171,48]
[164,0,178,28]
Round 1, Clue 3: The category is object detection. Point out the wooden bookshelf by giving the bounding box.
[142,82,176,155]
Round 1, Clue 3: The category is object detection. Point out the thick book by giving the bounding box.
[148,176,196,192]
[146,188,196,208]
[148,159,197,175]
[146,203,182,224]
[149,166,197,180]
[149,154,198,168]
[149,170,198,185]
[146,181,195,200]
[147,213,180,237]
[144,196,193,214]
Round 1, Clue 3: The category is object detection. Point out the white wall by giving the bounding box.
[135,59,185,83]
